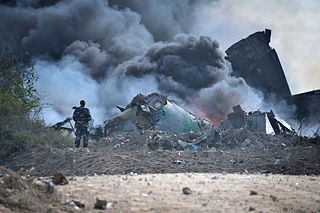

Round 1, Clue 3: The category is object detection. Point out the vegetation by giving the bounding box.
[0,46,73,159]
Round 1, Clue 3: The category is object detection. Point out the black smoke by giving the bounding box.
[114,34,262,124]
[108,0,199,41]
[0,0,262,125]
[0,0,153,79]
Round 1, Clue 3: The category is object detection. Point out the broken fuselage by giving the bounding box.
[104,93,212,136]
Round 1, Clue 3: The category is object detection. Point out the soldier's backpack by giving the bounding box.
[73,107,91,123]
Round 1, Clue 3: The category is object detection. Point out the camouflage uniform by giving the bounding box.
[73,106,91,147]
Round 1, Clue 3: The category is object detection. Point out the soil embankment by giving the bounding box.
[1,129,319,212]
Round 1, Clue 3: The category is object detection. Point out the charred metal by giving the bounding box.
[225,29,320,125]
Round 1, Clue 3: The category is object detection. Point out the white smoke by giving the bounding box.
[34,56,105,124]
[34,55,161,125]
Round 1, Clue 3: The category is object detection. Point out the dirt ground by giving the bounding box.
[0,166,75,213]
[57,173,320,213]
[1,129,319,212]
[2,129,320,177]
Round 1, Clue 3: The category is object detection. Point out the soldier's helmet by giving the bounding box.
[80,100,86,107]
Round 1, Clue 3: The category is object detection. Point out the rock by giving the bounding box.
[51,172,68,185]
[249,206,255,211]
[192,134,207,145]
[285,153,292,160]
[43,180,55,193]
[118,137,126,141]
[241,138,251,147]
[34,180,54,193]
[182,187,192,195]
[173,160,185,165]
[94,198,107,210]
[0,171,2,177]
[250,190,258,195]
[270,195,278,202]
[72,200,85,208]
[107,202,113,209]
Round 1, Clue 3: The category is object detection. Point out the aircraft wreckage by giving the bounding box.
[53,29,318,138]
[104,93,212,136]
[102,94,296,136]
[53,92,296,138]
[226,29,320,124]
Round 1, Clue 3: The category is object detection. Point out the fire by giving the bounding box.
[194,109,223,127]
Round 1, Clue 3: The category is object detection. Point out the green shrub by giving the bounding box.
[0,46,73,160]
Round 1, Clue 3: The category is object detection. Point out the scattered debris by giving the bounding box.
[52,116,102,139]
[250,190,258,195]
[178,140,199,151]
[72,200,85,208]
[220,105,266,133]
[107,201,114,209]
[40,180,55,193]
[249,206,256,211]
[182,187,192,195]
[94,198,107,209]
[270,195,278,202]
[192,134,208,145]
[18,167,36,182]
[237,176,251,179]
[241,138,251,148]
[267,110,296,135]
[51,172,68,185]
[290,90,320,123]
[173,160,186,165]
[51,117,75,134]
[0,166,72,212]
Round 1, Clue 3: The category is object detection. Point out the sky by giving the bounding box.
[193,0,320,94]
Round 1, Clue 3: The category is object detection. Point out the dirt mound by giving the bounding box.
[0,166,74,213]
[92,128,318,152]
[1,129,319,178]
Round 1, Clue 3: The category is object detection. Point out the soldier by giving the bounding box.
[73,100,91,148]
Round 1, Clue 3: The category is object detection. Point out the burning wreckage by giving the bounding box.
[52,29,319,139]
[225,29,320,128]
[52,92,296,140]
[104,93,212,136]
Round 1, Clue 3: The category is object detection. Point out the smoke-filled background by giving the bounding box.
[0,0,318,127]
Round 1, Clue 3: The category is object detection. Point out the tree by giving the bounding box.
[0,45,40,115]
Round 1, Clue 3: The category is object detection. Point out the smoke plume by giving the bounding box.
[114,34,263,125]
[0,0,276,126]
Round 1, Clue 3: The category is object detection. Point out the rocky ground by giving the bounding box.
[0,166,75,213]
[57,173,320,213]
[0,129,319,212]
